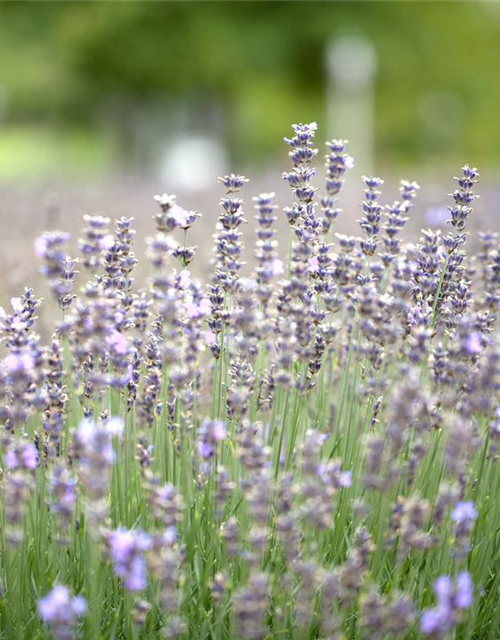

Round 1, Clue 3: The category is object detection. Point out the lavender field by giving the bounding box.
[0,122,499,640]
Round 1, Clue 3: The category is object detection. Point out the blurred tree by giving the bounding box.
[0,1,499,167]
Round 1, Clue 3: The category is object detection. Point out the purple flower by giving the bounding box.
[198,420,226,459]
[218,174,249,192]
[2,352,35,375]
[38,585,86,639]
[34,231,71,259]
[420,572,473,636]
[33,235,49,258]
[106,528,151,592]
[75,418,115,465]
[451,501,478,523]
[204,330,216,346]
[169,204,191,227]
[4,450,18,470]
[270,258,284,277]
[198,442,214,459]
[105,417,125,440]
[154,193,177,209]
[4,443,38,471]
[49,466,77,523]
[99,233,115,251]
[464,332,482,355]
[21,443,38,470]
[285,122,318,146]
[339,471,352,487]
[10,297,23,313]
[434,576,452,607]
[211,422,226,440]
[319,460,352,490]
[308,256,319,273]
[420,605,452,636]
[185,296,211,320]
[107,330,130,356]
[179,269,191,288]
[454,572,473,609]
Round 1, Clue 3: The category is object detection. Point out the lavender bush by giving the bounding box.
[0,122,498,639]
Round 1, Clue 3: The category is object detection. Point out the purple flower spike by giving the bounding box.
[107,330,130,356]
[38,585,86,640]
[198,420,226,460]
[339,471,352,487]
[454,572,473,609]
[105,527,151,593]
[451,501,478,523]
[420,572,474,636]
[420,606,451,636]
[464,332,482,356]
[4,450,18,470]
[21,443,38,470]
[434,576,452,607]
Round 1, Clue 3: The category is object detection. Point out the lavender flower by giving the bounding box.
[359,176,384,256]
[3,441,38,470]
[35,231,76,309]
[253,192,282,308]
[218,173,249,192]
[104,527,151,592]
[447,165,479,233]
[420,572,473,637]
[38,585,86,640]
[451,501,478,559]
[451,501,477,522]
[198,419,226,459]
[381,179,419,265]
[154,193,201,233]
[72,418,117,525]
[78,215,111,271]
[321,138,354,234]
[213,174,248,294]
[48,465,77,530]
[233,572,269,640]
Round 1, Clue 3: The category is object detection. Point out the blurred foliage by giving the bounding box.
[0,1,500,169]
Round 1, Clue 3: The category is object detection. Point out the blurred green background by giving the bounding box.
[1,1,500,180]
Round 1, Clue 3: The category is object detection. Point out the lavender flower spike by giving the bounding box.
[105,527,151,592]
[420,572,473,637]
[38,585,86,640]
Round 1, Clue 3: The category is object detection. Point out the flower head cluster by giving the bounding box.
[72,417,120,524]
[213,174,248,294]
[359,176,384,256]
[38,585,86,640]
[321,139,354,234]
[3,441,38,471]
[451,500,478,559]
[78,215,112,272]
[253,192,283,307]
[448,165,479,234]
[420,573,473,637]
[104,527,151,592]
[381,180,420,265]
[154,193,201,233]
[35,231,76,310]
[283,122,319,233]
[198,419,226,459]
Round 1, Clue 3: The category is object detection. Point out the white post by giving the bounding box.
[326,34,377,188]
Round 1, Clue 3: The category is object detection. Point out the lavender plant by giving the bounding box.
[0,123,498,640]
